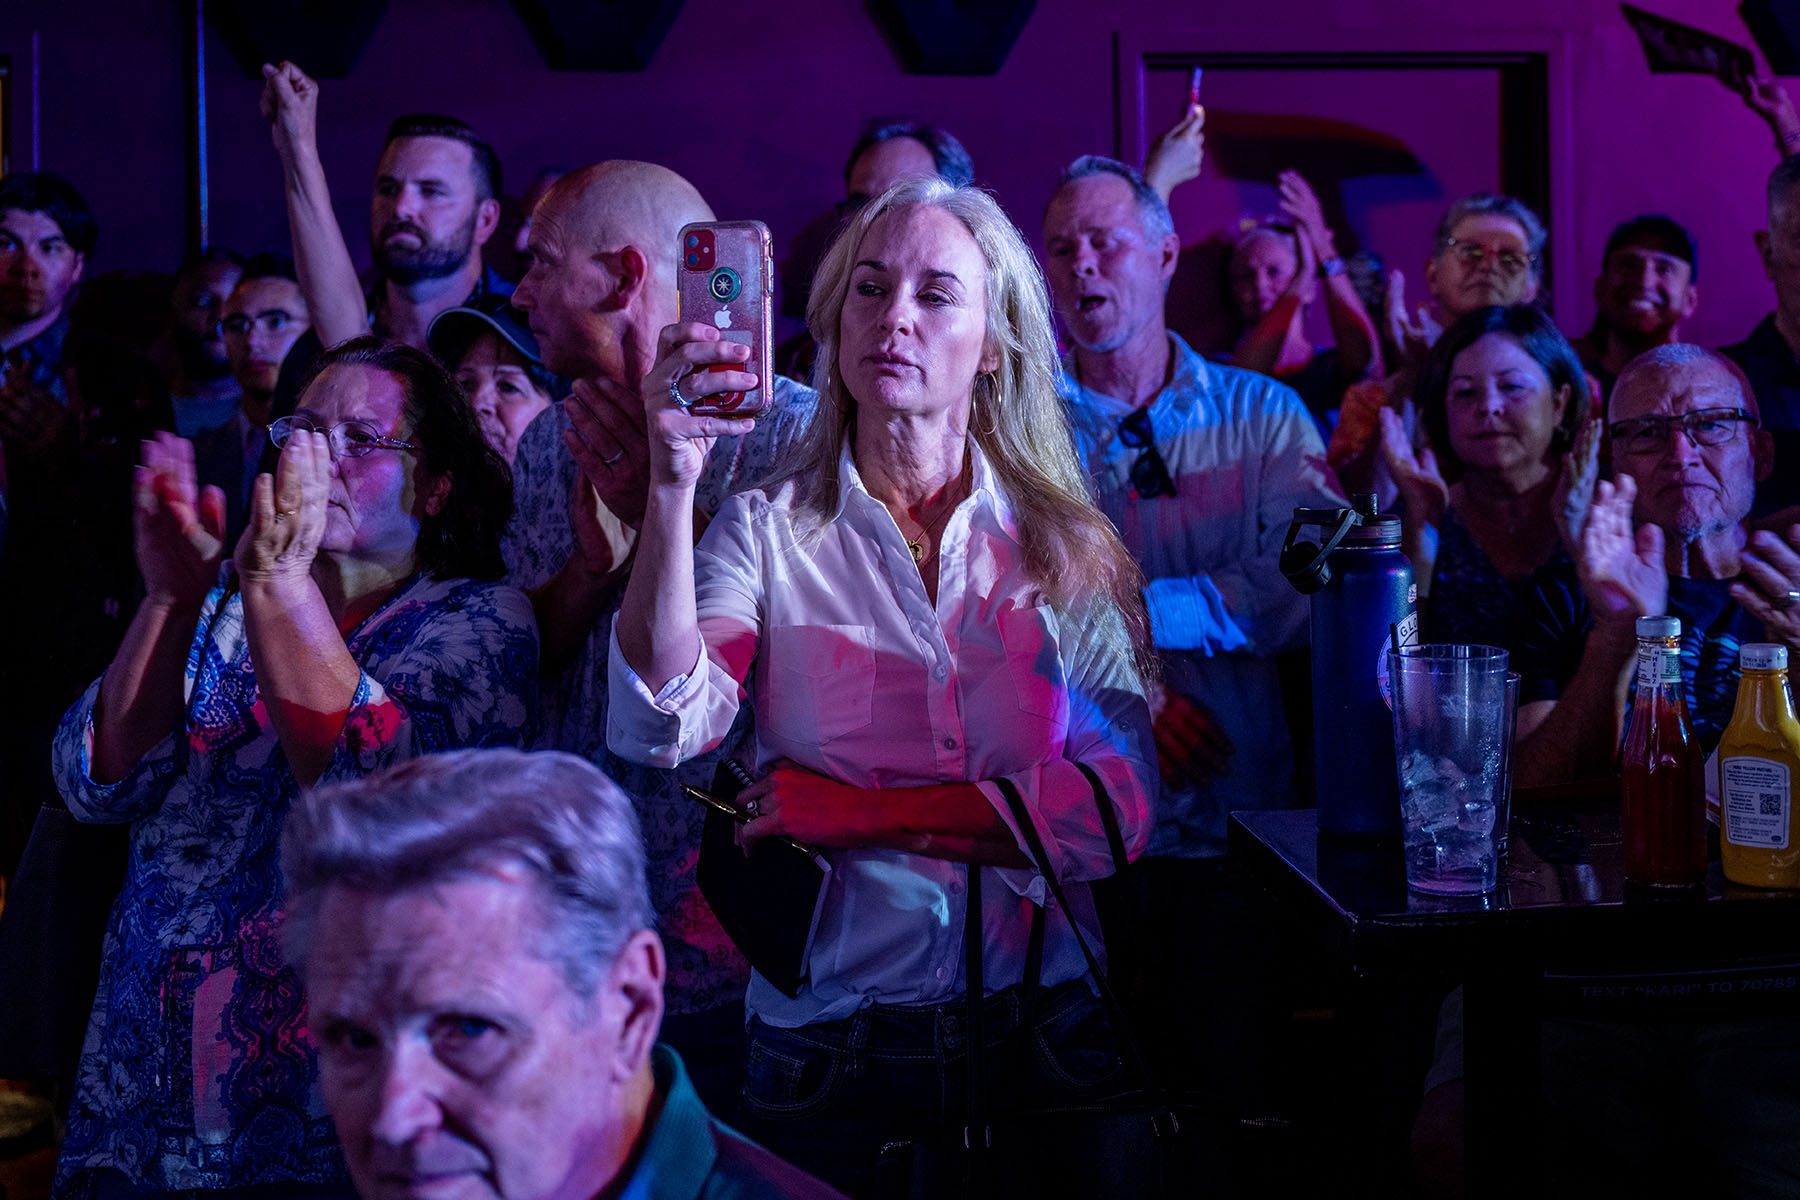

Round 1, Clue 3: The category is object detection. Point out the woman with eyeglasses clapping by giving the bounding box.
[47,336,537,1200]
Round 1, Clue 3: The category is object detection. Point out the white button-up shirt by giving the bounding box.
[608,440,1155,1027]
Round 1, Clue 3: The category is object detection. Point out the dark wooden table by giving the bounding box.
[1230,799,1800,1198]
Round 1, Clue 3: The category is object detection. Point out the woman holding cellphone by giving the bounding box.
[607,178,1156,1194]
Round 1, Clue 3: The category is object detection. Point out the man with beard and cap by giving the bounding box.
[258,61,506,412]
[506,161,817,1115]
[1572,215,1700,401]
[163,247,245,437]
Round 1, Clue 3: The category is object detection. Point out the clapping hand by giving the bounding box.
[640,323,760,491]
[1575,475,1667,626]
[259,61,319,164]
[236,429,329,585]
[134,433,228,610]
[1734,525,1800,648]
[1385,271,1442,370]
[1143,105,1206,201]
[1551,415,1602,555]
[565,377,652,528]
[1277,170,1336,262]
[1378,407,1448,529]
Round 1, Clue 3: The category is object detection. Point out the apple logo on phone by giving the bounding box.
[713,308,734,330]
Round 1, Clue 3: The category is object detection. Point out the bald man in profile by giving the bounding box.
[507,161,816,1113]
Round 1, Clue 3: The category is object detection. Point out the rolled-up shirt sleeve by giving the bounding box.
[53,585,222,824]
[607,492,765,768]
[55,676,185,824]
[979,599,1156,899]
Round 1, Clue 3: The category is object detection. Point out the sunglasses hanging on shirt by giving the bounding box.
[1118,407,1177,499]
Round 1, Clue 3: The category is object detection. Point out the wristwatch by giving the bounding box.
[1319,256,1346,278]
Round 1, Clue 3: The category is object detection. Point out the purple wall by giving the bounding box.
[0,0,1783,349]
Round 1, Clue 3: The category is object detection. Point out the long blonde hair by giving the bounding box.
[767,178,1151,673]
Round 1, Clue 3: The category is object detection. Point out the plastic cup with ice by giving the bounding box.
[1389,645,1512,896]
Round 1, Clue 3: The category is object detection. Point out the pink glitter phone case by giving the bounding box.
[677,220,774,417]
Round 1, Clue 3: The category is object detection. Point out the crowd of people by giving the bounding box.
[3,52,1800,1200]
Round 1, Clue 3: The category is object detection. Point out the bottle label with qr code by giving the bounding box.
[1722,756,1791,849]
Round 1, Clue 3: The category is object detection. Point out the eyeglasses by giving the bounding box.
[1606,407,1758,456]
[1441,237,1535,277]
[222,310,298,336]
[268,415,418,459]
[1119,407,1176,498]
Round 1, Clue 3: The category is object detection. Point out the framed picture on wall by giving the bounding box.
[1117,31,1574,357]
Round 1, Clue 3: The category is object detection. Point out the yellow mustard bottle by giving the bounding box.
[1720,643,1800,888]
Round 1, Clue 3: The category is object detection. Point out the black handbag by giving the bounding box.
[0,800,127,1078]
[894,769,1226,1199]
[693,760,831,998]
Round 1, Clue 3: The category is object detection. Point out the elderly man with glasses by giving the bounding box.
[1513,344,1796,785]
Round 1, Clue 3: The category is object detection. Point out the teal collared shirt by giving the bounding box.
[617,1046,846,1200]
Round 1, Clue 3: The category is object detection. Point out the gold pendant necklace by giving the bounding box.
[900,501,956,565]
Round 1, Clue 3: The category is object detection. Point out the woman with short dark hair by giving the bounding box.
[50,336,538,1198]
[1382,304,1587,645]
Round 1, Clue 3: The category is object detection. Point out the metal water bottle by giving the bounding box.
[1280,493,1418,838]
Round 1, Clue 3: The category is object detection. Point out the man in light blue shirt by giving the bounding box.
[1044,155,1343,857]
[1043,154,1344,1103]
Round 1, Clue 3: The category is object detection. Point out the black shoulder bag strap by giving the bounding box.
[991,773,1177,1136]
[1074,760,1131,877]
[963,838,1048,1178]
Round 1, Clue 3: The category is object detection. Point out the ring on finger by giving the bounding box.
[743,797,760,817]
[601,450,625,466]
[274,509,296,524]
[668,371,696,409]
[1783,590,1800,610]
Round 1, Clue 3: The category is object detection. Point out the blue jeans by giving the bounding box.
[736,979,1124,1198]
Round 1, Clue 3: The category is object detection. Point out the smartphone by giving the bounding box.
[677,220,774,417]
[1188,66,1203,110]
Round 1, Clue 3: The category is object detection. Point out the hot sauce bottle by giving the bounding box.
[1719,643,1800,889]
[1620,616,1706,887]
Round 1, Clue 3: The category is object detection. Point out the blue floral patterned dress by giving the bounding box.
[50,568,539,1195]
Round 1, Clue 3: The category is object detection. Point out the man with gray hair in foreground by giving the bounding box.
[281,748,845,1200]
